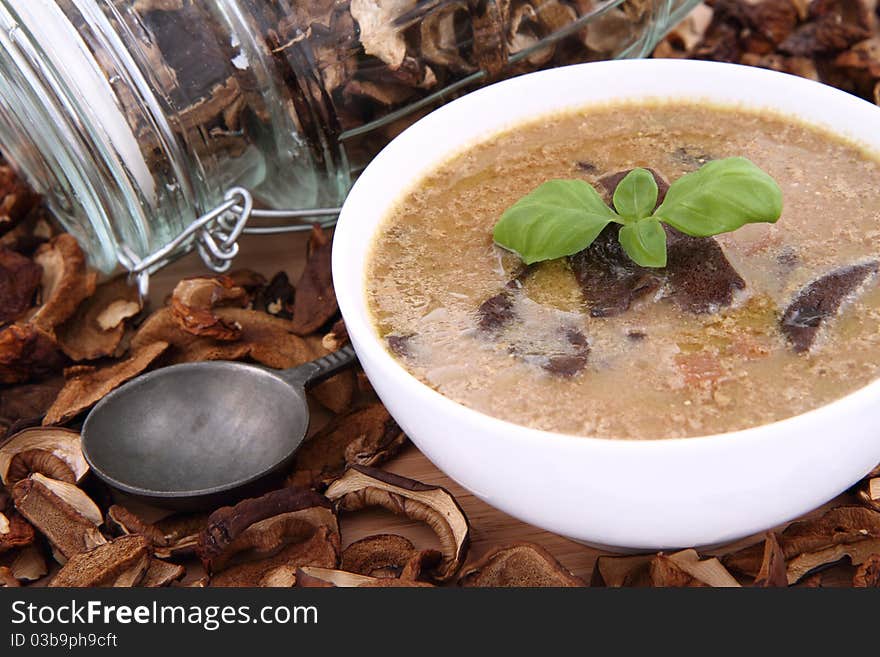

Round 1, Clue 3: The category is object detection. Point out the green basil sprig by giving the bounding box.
[492,157,782,268]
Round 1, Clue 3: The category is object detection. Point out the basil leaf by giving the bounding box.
[618,217,667,268]
[613,168,658,221]
[493,179,618,264]
[653,157,782,237]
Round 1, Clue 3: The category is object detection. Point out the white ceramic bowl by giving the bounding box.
[332,60,880,550]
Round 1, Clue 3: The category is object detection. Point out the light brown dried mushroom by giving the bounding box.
[169,275,247,341]
[140,558,186,587]
[459,543,584,587]
[350,0,416,69]
[50,535,151,587]
[198,487,339,576]
[326,465,469,582]
[590,553,653,587]
[0,510,35,553]
[0,427,88,486]
[650,549,741,587]
[30,235,97,333]
[753,532,787,587]
[55,276,141,361]
[42,340,169,426]
[724,506,880,584]
[858,476,880,513]
[654,3,714,58]
[287,403,408,490]
[0,323,64,385]
[0,163,38,238]
[105,505,206,560]
[295,565,434,587]
[12,473,106,561]
[9,544,47,582]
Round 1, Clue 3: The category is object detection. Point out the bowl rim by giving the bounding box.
[333,58,880,452]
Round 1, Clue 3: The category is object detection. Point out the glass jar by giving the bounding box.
[0,0,698,275]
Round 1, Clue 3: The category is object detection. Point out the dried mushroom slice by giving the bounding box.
[42,340,169,426]
[0,510,35,553]
[325,465,469,582]
[140,559,186,587]
[106,505,206,560]
[291,225,337,336]
[650,549,740,587]
[458,543,584,587]
[0,324,64,385]
[198,487,339,574]
[0,427,88,486]
[350,0,416,69]
[0,163,38,237]
[858,476,880,513]
[209,526,340,587]
[754,532,787,587]
[288,403,407,490]
[853,553,880,588]
[50,535,151,587]
[724,506,880,584]
[0,566,18,587]
[0,377,64,430]
[296,565,434,588]
[9,544,47,582]
[30,235,97,333]
[590,554,653,587]
[13,473,106,561]
[341,534,439,580]
[55,276,141,361]
[0,247,42,325]
[305,335,355,414]
[170,275,247,340]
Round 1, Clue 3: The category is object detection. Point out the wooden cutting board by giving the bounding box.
[148,230,841,583]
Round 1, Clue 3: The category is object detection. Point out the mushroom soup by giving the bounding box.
[365,102,880,439]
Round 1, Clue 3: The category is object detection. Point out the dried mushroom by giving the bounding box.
[42,341,169,426]
[590,553,653,587]
[30,235,97,333]
[197,488,340,586]
[753,532,787,587]
[13,473,106,560]
[0,510,35,553]
[170,275,247,340]
[288,403,407,490]
[649,549,740,587]
[296,565,434,587]
[858,474,880,512]
[55,276,141,361]
[0,567,18,587]
[9,545,48,582]
[0,162,38,237]
[306,335,356,414]
[0,377,64,433]
[140,558,186,587]
[853,553,880,587]
[326,465,469,581]
[322,319,349,352]
[0,427,88,486]
[106,505,206,560]
[0,247,42,325]
[459,543,584,587]
[341,533,440,580]
[0,324,64,385]
[50,535,151,587]
[724,506,880,584]
[291,225,337,336]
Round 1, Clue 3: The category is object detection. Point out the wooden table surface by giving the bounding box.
[147,231,807,583]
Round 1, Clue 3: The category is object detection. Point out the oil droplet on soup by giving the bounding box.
[366,102,880,439]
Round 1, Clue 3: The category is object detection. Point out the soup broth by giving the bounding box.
[366,102,880,439]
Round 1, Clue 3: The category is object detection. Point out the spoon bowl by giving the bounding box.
[82,346,355,510]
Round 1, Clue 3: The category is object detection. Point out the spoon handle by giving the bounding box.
[281,344,357,389]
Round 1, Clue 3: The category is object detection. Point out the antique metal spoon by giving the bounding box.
[81,345,357,510]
